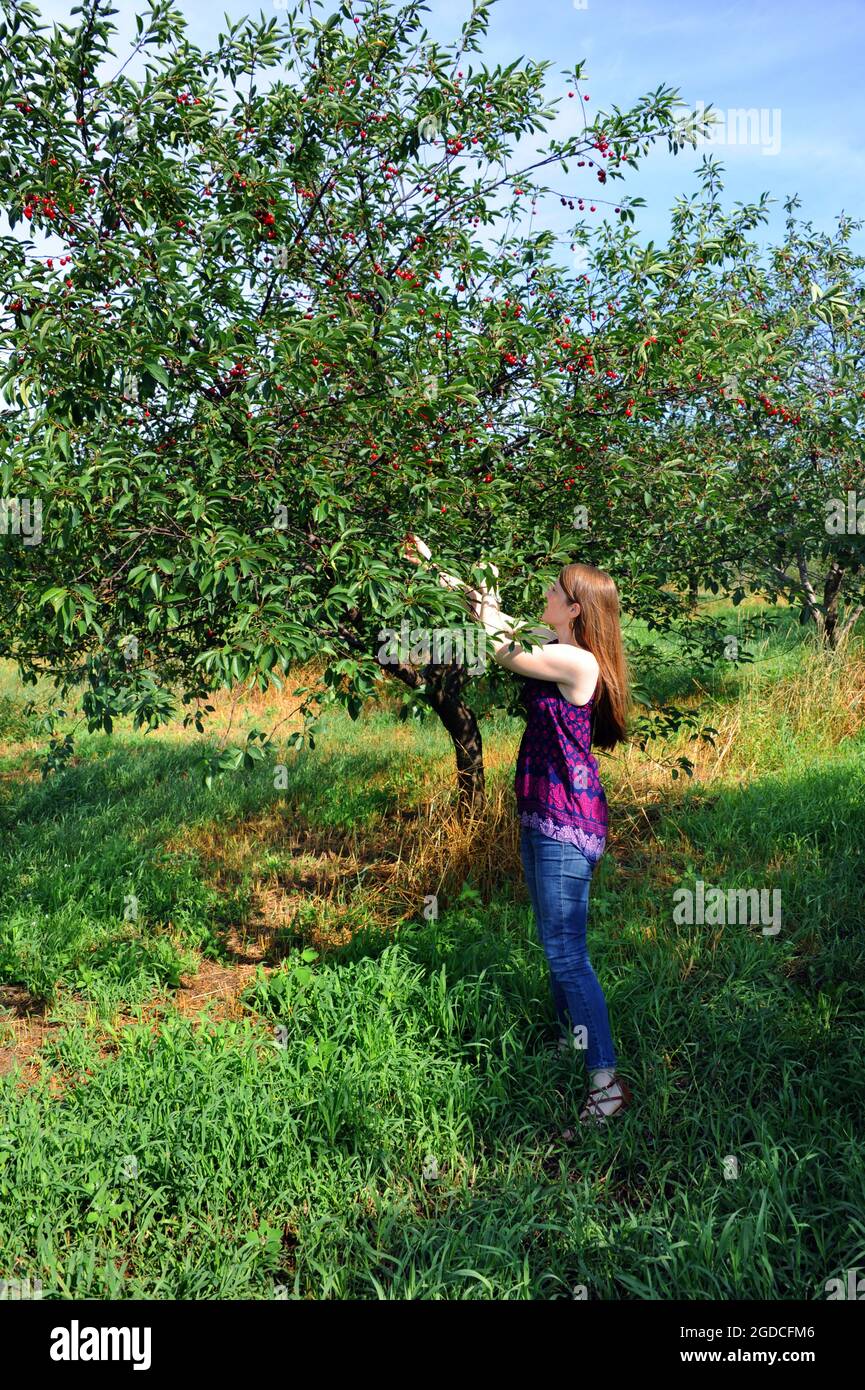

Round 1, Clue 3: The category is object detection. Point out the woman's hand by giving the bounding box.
[464,586,484,620]
[403,536,502,618]
[474,563,501,611]
[402,533,432,566]
[403,533,469,595]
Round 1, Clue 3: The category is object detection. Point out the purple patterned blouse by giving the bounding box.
[514,651,608,864]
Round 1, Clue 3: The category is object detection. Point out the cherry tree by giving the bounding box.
[2,0,768,803]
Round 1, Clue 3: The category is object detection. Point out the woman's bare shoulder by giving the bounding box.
[559,642,599,673]
[556,644,600,701]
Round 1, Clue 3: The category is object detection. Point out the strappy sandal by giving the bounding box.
[561,1076,633,1138]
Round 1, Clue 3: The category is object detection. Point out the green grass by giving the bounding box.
[1,607,864,1299]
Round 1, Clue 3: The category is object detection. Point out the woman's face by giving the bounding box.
[541,577,580,629]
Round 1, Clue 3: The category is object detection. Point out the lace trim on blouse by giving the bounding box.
[518,810,606,864]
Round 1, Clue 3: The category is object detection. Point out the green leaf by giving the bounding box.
[143,361,170,388]
[39,587,69,613]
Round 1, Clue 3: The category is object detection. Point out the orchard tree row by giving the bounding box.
[1,0,862,803]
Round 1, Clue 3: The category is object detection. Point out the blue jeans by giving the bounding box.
[519,824,617,1071]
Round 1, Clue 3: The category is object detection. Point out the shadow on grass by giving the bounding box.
[3,706,864,1299]
[1,735,400,836]
[2,724,863,1027]
[0,736,409,1003]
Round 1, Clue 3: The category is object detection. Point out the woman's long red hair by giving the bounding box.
[559,563,630,751]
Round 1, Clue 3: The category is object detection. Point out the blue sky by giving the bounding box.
[22,0,865,261]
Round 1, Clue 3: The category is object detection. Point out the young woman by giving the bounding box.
[403,535,632,1130]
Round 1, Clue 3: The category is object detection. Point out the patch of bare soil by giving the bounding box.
[0,985,60,1086]
[172,953,263,1020]
[167,807,418,961]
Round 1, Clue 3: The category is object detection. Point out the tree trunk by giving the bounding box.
[377,656,485,813]
[744,551,863,650]
[836,603,864,649]
[822,559,845,650]
[423,663,486,813]
[337,619,487,813]
[794,546,825,636]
